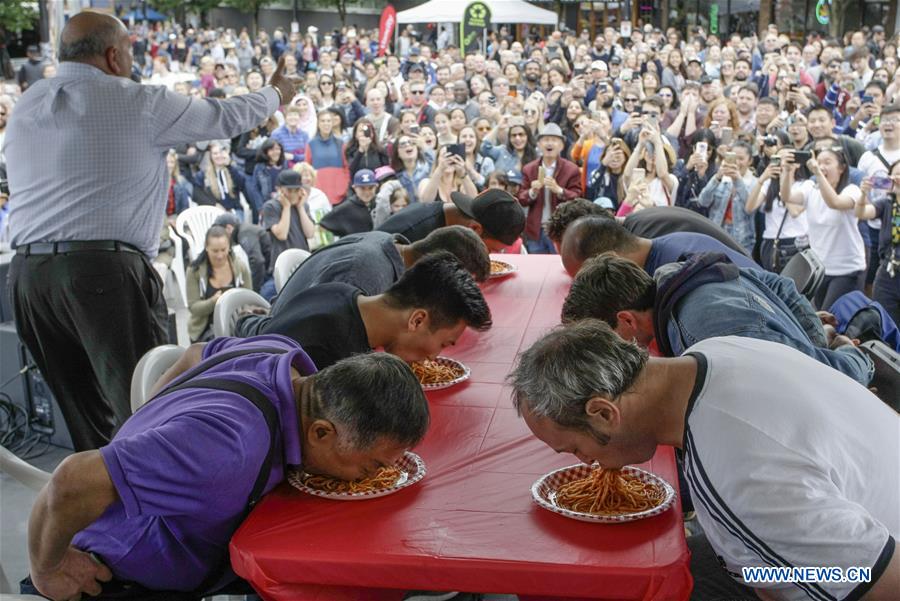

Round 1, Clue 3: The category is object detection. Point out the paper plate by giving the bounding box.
[489,259,517,278]
[414,356,471,391]
[531,464,676,523]
[288,452,426,501]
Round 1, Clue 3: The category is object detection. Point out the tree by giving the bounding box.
[0,1,38,33]
[334,0,349,27]
[224,0,274,36]
[826,0,849,39]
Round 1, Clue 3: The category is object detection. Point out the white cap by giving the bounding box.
[590,60,608,71]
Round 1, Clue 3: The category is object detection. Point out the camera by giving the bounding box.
[445,143,465,158]
[793,150,812,163]
[763,135,779,147]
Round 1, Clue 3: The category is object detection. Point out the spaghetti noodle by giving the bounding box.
[554,468,665,515]
[299,466,403,494]
[490,260,512,274]
[411,360,465,385]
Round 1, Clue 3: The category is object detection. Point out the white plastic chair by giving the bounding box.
[0,446,51,492]
[168,225,189,308]
[175,206,225,261]
[232,244,252,280]
[273,248,311,293]
[130,345,185,412]
[213,288,270,338]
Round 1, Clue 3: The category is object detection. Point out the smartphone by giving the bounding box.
[509,116,525,127]
[770,156,781,167]
[446,143,465,158]
[632,167,646,182]
[621,68,633,81]
[793,150,812,163]
[538,165,546,182]
[337,81,347,90]
[410,124,420,134]
[871,176,893,190]
[724,151,737,164]
[695,141,708,155]
[720,127,733,146]
[861,94,874,104]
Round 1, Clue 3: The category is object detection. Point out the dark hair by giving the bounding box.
[690,128,718,158]
[505,124,538,165]
[762,130,791,212]
[642,96,665,112]
[562,216,641,264]
[346,119,385,157]
[658,85,680,110]
[324,107,344,131]
[545,199,614,245]
[805,104,833,120]
[389,133,421,171]
[308,353,429,448]
[256,138,284,166]
[383,252,492,332]
[410,225,491,282]
[191,224,232,269]
[817,146,851,193]
[882,103,900,118]
[738,83,759,98]
[864,79,887,95]
[758,97,779,109]
[562,253,656,326]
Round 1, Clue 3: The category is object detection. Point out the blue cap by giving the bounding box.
[505,169,523,185]
[353,169,377,187]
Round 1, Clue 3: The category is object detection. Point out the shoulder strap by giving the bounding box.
[157,346,289,398]
[873,149,892,170]
[163,376,281,596]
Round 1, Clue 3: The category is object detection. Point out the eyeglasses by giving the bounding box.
[410,89,425,95]
[477,125,492,131]
[881,117,900,125]
[623,97,639,103]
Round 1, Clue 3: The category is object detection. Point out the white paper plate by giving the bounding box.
[532,464,675,523]
[489,259,517,278]
[288,451,426,501]
[415,356,471,391]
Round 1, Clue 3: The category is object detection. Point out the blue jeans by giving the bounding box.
[525,229,556,254]
[873,262,900,326]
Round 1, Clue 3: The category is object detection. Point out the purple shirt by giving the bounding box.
[72,335,316,591]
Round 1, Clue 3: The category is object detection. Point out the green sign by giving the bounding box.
[461,1,491,55]
[815,0,830,25]
[709,4,718,35]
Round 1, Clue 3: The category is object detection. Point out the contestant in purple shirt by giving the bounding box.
[25,335,429,600]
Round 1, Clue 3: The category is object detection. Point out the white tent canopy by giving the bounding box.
[396,0,558,26]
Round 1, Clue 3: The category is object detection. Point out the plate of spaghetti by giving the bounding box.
[288,451,426,500]
[489,259,517,278]
[532,464,675,523]
[411,356,470,390]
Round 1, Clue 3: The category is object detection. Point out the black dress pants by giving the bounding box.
[8,249,168,451]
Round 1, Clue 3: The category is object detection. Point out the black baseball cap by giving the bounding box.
[450,189,525,246]
[277,169,303,188]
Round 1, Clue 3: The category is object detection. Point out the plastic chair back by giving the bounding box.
[273,249,311,293]
[130,345,185,412]
[779,248,824,301]
[213,288,271,338]
[175,206,225,261]
[0,446,51,492]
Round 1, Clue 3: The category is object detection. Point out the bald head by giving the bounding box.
[60,11,130,76]
[560,216,640,277]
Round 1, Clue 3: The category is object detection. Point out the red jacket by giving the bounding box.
[517,157,583,240]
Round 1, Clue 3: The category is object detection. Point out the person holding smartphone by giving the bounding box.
[674,129,719,216]
[697,140,759,254]
[782,148,868,309]
[186,225,252,341]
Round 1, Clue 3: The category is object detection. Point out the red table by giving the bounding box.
[230,255,692,601]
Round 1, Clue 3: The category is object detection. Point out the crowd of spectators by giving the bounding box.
[3,17,900,324]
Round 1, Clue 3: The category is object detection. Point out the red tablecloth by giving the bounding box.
[230,254,692,601]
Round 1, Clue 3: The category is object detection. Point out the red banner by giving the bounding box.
[378,5,396,57]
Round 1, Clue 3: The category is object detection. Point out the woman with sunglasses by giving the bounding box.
[482,119,538,174]
[657,85,681,130]
[316,76,336,110]
[522,100,544,138]
[389,133,433,204]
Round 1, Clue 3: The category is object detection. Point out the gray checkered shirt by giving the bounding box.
[4,62,279,257]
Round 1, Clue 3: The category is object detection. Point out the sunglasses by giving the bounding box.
[410,89,425,95]
[398,138,413,147]
[624,97,639,102]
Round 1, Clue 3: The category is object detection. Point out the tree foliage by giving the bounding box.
[224,0,275,36]
[0,0,39,33]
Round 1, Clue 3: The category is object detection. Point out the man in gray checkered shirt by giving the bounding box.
[4,11,297,451]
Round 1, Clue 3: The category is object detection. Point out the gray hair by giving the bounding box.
[308,353,430,449]
[59,18,123,62]
[507,319,648,431]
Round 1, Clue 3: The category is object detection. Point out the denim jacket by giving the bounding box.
[656,261,874,386]
[697,173,757,254]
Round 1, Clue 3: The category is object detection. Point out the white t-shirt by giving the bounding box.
[648,174,678,207]
[794,180,866,275]
[858,146,900,229]
[683,336,899,601]
[758,180,809,240]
